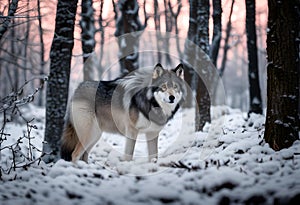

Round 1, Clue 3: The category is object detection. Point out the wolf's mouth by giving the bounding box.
[164,99,175,104]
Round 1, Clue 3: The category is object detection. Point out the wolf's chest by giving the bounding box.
[135,112,164,133]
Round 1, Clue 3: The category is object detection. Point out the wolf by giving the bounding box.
[61,63,187,162]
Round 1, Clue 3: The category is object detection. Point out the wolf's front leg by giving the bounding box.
[146,132,159,162]
[123,130,138,161]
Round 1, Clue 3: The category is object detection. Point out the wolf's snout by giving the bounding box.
[169,95,175,103]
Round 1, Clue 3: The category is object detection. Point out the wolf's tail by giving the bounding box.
[61,118,78,161]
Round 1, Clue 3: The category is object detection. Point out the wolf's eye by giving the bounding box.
[161,84,167,91]
[174,84,178,90]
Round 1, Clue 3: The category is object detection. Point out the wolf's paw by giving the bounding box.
[150,157,158,163]
[120,155,133,162]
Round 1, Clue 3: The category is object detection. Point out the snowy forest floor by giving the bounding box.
[1,106,300,205]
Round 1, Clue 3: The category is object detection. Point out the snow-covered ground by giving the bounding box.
[1,106,300,205]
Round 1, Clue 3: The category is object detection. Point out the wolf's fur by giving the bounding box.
[61,64,186,162]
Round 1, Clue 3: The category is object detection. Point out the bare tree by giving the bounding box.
[264,0,299,150]
[0,0,19,40]
[153,0,162,62]
[245,0,262,115]
[43,0,78,163]
[163,0,172,65]
[37,0,46,106]
[196,0,211,131]
[114,0,148,74]
[183,0,198,108]
[210,0,222,67]
[169,0,183,59]
[80,0,96,81]
[97,0,105,76]
[219,0,235,77]
[183,0,211,131]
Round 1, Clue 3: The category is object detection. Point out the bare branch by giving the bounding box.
[0,0,19,40]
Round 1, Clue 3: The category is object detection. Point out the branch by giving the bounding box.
[112,0,118,21]
[0,0,19,41]
[141,0,149,29]
[0,76,47,113]
[219,0,235,77]
[168,0,182,18]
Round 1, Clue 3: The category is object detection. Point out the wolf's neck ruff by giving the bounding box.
[130,86,179,126]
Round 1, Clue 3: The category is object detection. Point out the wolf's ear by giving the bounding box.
[174,63,184,79]
[153,63,164,79]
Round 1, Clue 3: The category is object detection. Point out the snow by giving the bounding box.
[1,106,300,204]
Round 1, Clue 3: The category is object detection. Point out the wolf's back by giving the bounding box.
[61,116,78,161]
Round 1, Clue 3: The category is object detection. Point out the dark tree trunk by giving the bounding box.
[183,0,198,108]
[98,0,105,77]
[169,0,183,59]
[154,0,162,62]
[43,0,78,163]
[37,0,46,106]
[163,0,172,65]
[0,0,19,40]
[80,0,96,81]
[183,0,211,131]
[195,0,211,131]
[196,0,209,55]
[245,0,262,115]
[219,0,234,77]
[210,0,222,67]
[115,0,144,74]
[264,0,299,150]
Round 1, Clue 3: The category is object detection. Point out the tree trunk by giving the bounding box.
[80,0,96,81]
[210,0,222,67]
[264,0,299,150]
[0,0,19,40]
[163,0,172,65]
[43,0,78,163]
[98,0,105,78]
[195,0,211,131]
[183,0,198,108]
[115,0,143,74]
[37,0,46,106]
[245,0,262,115]
[169,0,183,59]
[154,0,162,62]
[219,0,234,77]
[183,0,211,131]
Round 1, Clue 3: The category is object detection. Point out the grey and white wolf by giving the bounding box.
[61,63,187,162]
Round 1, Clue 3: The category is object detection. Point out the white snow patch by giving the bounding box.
[1,106,300,205]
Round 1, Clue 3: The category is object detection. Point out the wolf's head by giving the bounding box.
[151,63,186,107]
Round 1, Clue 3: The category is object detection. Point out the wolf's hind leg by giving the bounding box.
[72,143,85,162]
[70,99,102,162]
[80,135,101,162]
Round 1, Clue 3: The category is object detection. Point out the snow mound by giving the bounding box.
[1,106,300,205]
